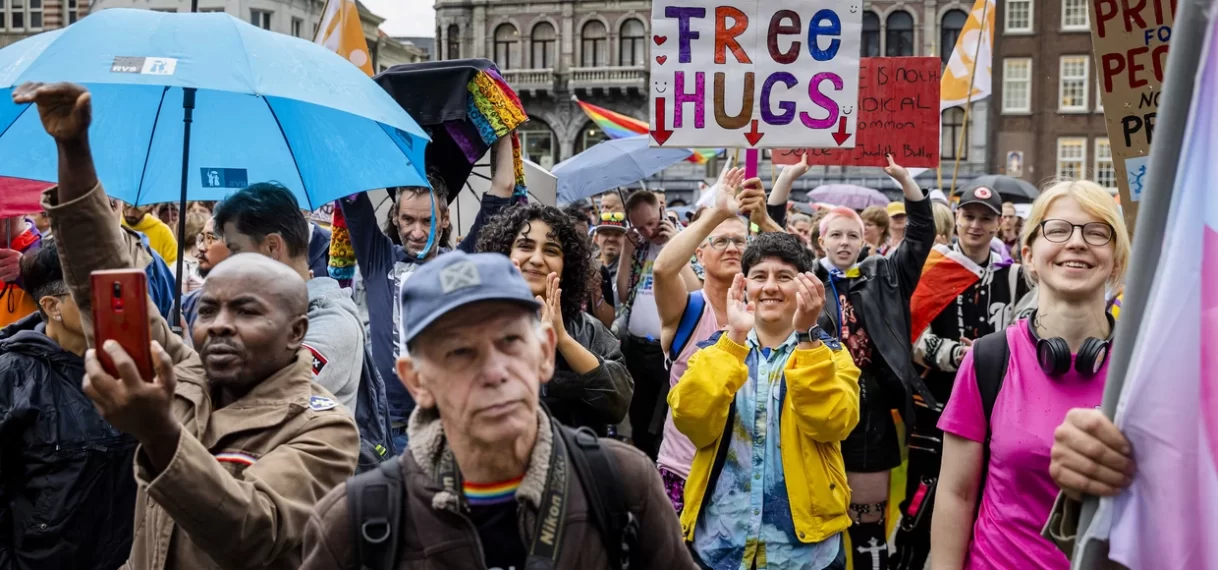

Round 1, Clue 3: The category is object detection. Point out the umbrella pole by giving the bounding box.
[171,87,197,334]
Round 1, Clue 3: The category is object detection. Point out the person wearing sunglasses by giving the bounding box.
[932,180,1130,570]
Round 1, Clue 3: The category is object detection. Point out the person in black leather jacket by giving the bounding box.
[0,242,137,570]
[477,203,633,436]
[811,157,935,570]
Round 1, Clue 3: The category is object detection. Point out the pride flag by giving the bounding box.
[576,100,718,164]
[315,0,374,76]
[908,244,1010,340]
[1093,20,1218,569]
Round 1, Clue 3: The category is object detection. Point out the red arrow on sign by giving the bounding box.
[831,117,851,146]
[652,98,673,146]
[744,119,764,146]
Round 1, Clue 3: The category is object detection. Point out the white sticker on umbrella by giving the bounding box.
[110,56,178,76]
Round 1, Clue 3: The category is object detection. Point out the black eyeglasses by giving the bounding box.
[1038,219,1114,246]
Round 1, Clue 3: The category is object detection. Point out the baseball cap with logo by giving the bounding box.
[958,186,1003,215]
[398,251,541,349]
[594,210,628,234]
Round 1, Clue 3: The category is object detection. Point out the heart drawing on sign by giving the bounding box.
[656,55,668,65]
[653,35,667,45]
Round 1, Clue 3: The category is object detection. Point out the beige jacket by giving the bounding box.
[43,183,359,570]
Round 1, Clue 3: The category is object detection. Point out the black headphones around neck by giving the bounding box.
[1027,309,1115,377]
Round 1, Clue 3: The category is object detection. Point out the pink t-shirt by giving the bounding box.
[938,320,1108,570]
[656,290,721,478]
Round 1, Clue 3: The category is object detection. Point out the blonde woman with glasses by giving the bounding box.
[931,180,1130,570]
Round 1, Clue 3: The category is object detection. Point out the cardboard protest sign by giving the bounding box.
[773,57,940,167]
[649,0,862,150]
[1090,0,1174,228]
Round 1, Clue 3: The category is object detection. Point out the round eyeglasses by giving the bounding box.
[1038,219,1114,246]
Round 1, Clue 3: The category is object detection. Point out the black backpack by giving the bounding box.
[353,345,397,473]
[346,424,637,570]
[971,329,1012,516]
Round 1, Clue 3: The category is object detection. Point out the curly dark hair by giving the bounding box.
[742,232,813,275]
[477,203,595,320]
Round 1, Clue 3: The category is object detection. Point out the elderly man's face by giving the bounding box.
[398,302,557,448]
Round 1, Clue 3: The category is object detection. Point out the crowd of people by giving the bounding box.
[0,80,1139,570]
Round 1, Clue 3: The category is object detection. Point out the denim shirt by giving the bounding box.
[692,330,841,570]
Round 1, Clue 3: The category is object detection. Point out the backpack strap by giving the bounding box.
[558,426,637,570]
[348,459,405,570]
[669,291,707,362]
[970,330,1011,519]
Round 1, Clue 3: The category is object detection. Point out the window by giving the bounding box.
[519,121,557,169]
[886,11,914,57]
[447,24,460,60]
[575,121,608,154]
[1096,76,1105,111]
[530,22,556,68]
[250,9,272,30]
[581,20,607,67]
[1002,58,1032,113]
[861,12,880,57]
[1094,138,1115,188]
[1005,0,1033,32]
[27,0,39,29]
[150,7,177,12]
[941,107,967,160]
[620,19,646,66]
[1,1,5,29]
[1058,55,1089,111]
[292,17,304,38]
[200,7,225,12]
[940,10,968,64]
[1056,138,1087,180]
[11,0,22,29]
[493,23,519,70]
[1062,0,1089,29]
[65,0,77,25]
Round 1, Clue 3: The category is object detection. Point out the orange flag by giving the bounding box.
[314,0,374,76]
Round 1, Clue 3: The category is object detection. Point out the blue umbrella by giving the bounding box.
[553,135,693,203]
[0,8,429,208]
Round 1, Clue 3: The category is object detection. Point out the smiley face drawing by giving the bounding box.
[654,80,668,94]
[842,105,854,115]
[849,3,859,13]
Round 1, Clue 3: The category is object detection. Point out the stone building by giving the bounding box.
[987,0,1115,191]
[0,0,92,47]
[435,0,992,198]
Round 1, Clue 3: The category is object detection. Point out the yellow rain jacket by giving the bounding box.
[670,333,861,545]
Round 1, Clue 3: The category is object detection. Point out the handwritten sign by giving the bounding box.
[773,57,940,167]
[306,202,335,227]
[649,0,862,149]
[1090,0,1174,228]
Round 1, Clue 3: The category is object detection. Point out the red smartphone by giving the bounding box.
[90,269,155,382]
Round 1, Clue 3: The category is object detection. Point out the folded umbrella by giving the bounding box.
[553,135,693,203]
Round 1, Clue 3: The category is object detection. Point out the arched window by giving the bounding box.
[447,24,460,60]
[861,12,881,57]
[886,11,914,57]
[519,120,557,169]
[575,121,609,154]
[620,19,646,66]
[940,10,968,64]
[531,22,556,68]
[581,20,607,67]
[941,107,967,160]
[493,23,519,70]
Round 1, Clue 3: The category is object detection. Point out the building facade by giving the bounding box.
[988,0,1115,191]
[0,0,92,47]
[435,0,991,197]
[83,0,421,70]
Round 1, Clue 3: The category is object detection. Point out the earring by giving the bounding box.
[54,315,62,321]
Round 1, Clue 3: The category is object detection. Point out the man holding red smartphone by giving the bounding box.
[16,81,360,570]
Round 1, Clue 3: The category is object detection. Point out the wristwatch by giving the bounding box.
[796,325,825,345]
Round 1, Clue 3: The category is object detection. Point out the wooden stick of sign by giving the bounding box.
[949,0,991,198]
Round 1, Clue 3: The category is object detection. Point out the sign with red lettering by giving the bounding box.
[772,57,940,167]
[1091,0,1174,229]
[649,0,863,149]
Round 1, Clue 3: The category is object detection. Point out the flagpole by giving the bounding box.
[1071,0,1212,566]
[949,0,989,198]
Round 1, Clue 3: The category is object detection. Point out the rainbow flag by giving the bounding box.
[1089,23,1218,569]
[907,244,1009,340]
[576,100,719,164]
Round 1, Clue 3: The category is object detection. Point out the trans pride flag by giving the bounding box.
[576,100,719,164]
[1091,19,1218,569]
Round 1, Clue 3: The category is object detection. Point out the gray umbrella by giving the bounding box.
[960,175,1040,203]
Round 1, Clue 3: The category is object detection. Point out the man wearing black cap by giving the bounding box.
[300,251,694,570]
[893,186,1030,569]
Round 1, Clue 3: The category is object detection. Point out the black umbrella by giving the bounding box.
[959,175,1040,203]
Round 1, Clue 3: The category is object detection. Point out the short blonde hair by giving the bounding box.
[1021,180,1130,289]
[932,201,955,241]
[818,206,865,236]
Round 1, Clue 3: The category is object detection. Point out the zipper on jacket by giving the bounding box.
[447,502,490,569]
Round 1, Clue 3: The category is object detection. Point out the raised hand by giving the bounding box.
[82,340,177,442]
[778,151,812,182]
[713,167,747,216]
[737,178,767,223]
[791,272,826,335]
[883,153,911,182]
[12,82,92,142]
[539,272,568,340]
[726,273,755,343]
